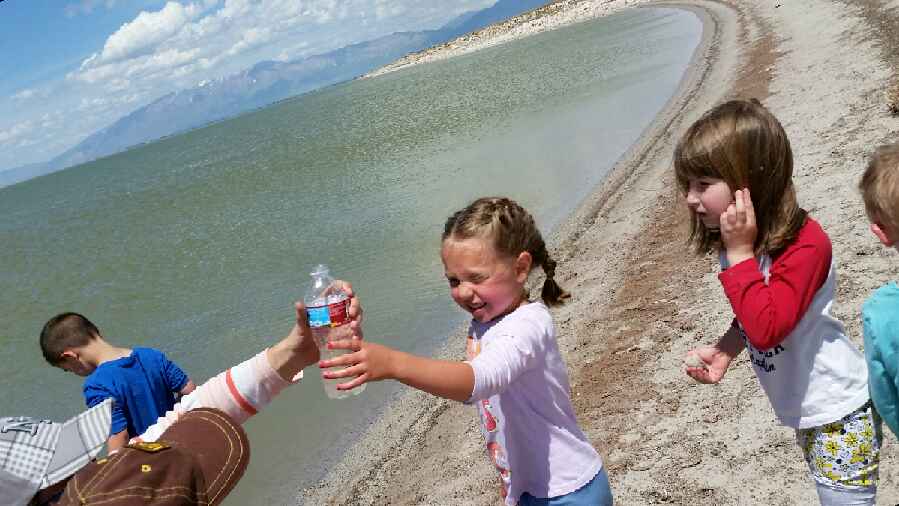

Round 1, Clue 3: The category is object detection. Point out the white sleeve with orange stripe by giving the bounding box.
[135,349,300,443]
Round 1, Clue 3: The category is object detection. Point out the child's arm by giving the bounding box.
[84,385,135,450]
[265,301,339,381]
[863,304,899,436]
[685,321,744,384]
[718,189,830,350]
[84,383,130,447]
[323,322,545,402]
[319,341,475,402]
[863,341,899,434]
[160,353,192,398]
[136,287,362,442]
[106,430,129,452]
[264,281,362,381]
[179,380,197,396]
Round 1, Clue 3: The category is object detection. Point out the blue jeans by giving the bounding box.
[519,467,613,506]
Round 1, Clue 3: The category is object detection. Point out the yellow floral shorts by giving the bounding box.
[796,402,882,490]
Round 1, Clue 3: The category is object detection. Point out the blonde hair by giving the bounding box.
[859,142,899,235]
[442,197,569,306]
[674,99,806,255]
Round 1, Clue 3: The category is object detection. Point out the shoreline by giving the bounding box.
[304,0,899,504]
[302,1,738,504]
[364,0,659,80]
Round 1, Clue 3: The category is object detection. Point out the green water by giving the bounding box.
[0,7,701,504]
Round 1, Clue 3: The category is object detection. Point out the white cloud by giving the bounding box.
[15,136,40,149]
[65,0,119,18]
[226,27,272,56]
[11,89,36,101]
[70,0,496,89]
[77,97,108,111]
[107,78,131,92]
[131,47,201,76]
[39,112,65,130]
[76,92,142,113]
[0,121,35,146]
[218,0,254,19]
[93,2,205,64]
[374,0,405,20]
[8,0,498,170]
[72,46,201,84]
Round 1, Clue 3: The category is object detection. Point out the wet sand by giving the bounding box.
[304,1,899,504]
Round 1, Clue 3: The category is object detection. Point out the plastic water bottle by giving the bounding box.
[304,264,365,399]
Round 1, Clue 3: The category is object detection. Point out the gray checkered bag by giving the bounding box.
[0,398,111,506]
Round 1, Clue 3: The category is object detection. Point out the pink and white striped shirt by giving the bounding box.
[134,350,300,443]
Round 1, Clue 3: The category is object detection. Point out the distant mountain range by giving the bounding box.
[0,0,550,188]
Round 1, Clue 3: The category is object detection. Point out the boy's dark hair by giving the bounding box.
[674,98,806,256]
[40,313,101,365]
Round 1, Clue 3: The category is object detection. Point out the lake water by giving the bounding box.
[0,7,701,505]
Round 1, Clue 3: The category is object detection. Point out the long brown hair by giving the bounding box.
[442,197,569,306]
[674,99,806,256]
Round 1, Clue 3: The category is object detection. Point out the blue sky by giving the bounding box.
[0,0,494,172]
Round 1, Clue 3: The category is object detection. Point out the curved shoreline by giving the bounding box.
[551,0,735,251]
[301,2,739,504]
[364,0,661,80]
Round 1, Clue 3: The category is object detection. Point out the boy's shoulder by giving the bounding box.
[863,283,899,353]
[130,347,180,371]
[863,282,899,315]
[85,348,165,383]
[83,360,124,391]
[132,347,165,358]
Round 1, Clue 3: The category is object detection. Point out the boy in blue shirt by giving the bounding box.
[40,312,196,451]
[858,142,899,436]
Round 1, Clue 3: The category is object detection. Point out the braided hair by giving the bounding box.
[442,197,569,306]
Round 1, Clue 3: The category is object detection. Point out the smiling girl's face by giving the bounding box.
[441,236,530,323]
[684,177,733,230]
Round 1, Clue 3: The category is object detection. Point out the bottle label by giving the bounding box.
[306,298,350,328]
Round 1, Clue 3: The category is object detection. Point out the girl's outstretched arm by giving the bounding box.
[685,322,744,384]
[320,340,475,402]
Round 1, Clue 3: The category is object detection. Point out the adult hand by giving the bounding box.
[684,346,733,384]
[720,188,757,265]
[286,301,319,364]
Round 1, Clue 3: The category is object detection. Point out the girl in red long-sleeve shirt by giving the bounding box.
[676,99,878,505]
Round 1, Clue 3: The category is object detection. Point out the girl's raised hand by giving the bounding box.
[319,340,393,391]
[720,188,757,265]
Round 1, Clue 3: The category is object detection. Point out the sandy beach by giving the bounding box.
[305,0,899,504]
